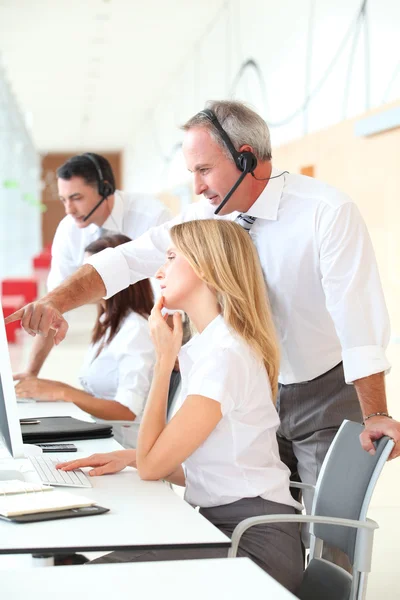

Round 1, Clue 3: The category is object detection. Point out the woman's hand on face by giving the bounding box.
[149,297,183,367]
[56,450,135,476]
[15,377,67,402]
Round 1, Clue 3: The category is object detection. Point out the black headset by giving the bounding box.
[198,109,258,175]
[197,109,258,214]
[82,153,114,222]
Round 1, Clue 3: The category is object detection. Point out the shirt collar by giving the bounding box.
[243,166,286,221]
[101,190,124,232]
[179,314,227,364]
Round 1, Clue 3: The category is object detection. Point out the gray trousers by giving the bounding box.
[277,362,362,512]
[277,362,362,567]
[90,497,304,594]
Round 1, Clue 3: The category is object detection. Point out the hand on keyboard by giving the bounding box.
[56,450,134,477]
[29,456,92,488]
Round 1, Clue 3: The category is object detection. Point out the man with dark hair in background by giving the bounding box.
[14,152,171,380]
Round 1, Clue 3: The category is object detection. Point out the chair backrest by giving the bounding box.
[167,369,182,419]
[311,420,392,562]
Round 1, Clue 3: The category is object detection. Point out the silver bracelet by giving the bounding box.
[364,411,392,423]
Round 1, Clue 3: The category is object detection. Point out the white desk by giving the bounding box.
[18,399,95,422]
[1,558,297,599]
[0,402,229,555]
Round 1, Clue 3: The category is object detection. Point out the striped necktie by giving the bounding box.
[234,213,256,232]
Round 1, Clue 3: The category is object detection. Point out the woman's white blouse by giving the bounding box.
[177,315,302,510]
[79,311,155,447]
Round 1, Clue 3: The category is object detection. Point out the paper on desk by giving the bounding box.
[0,480,53,496]
[0,490,96,517]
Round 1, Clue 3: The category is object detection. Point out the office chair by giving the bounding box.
[228,420,394,600]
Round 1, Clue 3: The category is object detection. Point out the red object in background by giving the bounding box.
[33,252,52,270]
[33,245,52,271]
[2,295,25,343]
[1,278,38,304]
[2,248,50,342]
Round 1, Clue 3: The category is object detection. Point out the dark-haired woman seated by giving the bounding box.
[16,234,156,448]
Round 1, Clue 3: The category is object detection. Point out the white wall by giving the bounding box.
[123,0,400,194]
[0,58,41,280]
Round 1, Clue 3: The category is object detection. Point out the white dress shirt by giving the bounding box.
[88,169,391,385]
[78,312,156,448]
[177,314,301,509]
[47,190,171,291]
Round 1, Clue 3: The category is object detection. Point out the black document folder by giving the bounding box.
[20,416,113,443]
[0,505,110,524]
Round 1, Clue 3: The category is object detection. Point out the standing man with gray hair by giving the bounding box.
[8,100,399,540]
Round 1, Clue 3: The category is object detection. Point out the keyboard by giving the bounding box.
[29,456,92,488]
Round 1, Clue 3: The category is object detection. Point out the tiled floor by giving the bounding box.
[3,306,400,596]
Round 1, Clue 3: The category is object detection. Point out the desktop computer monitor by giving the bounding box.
[0,303,25,458]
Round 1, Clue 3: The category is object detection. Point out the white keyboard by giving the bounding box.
[29,456,92,488]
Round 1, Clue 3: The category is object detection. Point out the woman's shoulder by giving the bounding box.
[218,321,264,367]
[122,310,150,327]
[194,334,262,381]
[110,311,152,345]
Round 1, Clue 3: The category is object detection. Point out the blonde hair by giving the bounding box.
[170,220,280,400]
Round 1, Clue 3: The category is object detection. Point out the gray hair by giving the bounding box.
[182,100,272,162]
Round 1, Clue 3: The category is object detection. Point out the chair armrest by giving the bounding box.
[228,514,378,559]
[290,482,315,492]
[289,481,315,509]
[91,418,138,426]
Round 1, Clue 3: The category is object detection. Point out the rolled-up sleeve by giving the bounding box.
[318,202,391,383]
[87,218,178,298]
[86,202,209,299]
[88,246,133,299]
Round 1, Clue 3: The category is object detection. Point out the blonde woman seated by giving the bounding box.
[58,220,303,592]
[16,234,156,448]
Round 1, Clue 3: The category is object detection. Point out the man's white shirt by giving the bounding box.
[47,190,171,290]
[88,169,391,385]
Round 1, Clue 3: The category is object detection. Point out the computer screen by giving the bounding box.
[0,304,24,458]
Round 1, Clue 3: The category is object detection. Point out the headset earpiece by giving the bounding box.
[238,151,257,174]
[101,181,113,199]
[81,154,114,222]
[83,153,113,199]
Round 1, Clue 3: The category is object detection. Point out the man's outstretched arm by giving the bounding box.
[5,203,203,345]
[5,265,105,345]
